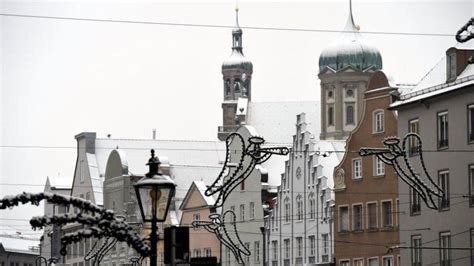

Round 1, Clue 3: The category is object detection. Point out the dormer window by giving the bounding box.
[447,52,456,82]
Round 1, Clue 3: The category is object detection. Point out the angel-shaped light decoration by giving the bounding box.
[193,132,288,264]
[192,211,250,264]
[205,132,289,208]
[359,133,444,209]
[456,17,474,43]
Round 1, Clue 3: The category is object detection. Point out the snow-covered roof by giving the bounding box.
[247,101,320,187]
[91,138,226,221]
[193,180,216,206]
[391,42,474,108]
[0,236,39,255]
[247,101,320,144]
[86,153,103,206]
[47,176,72,190]
[312,140,346,189]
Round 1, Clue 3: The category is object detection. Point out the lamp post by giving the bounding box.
[134,149,176,266]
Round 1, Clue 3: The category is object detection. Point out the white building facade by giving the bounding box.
[268,113,345,266]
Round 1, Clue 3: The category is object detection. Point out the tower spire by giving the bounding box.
[235,3,240,29]
[344,0,357,32]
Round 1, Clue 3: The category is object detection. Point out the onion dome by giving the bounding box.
[222,7,253,72]
[318,0,382,73]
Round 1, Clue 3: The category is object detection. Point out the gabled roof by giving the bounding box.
[45,176,72,190]
[179,180,216,210]
[391,42,474,108]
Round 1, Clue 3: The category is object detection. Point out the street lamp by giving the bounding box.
[134,149,176,266]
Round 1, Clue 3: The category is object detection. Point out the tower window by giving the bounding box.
[328,105,334,126]
[225,79,231,96]
[346,89,354,97]
[346,104,355,125]
[234,79,241,93]
[327,90,334,99]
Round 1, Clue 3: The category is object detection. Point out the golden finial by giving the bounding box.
[356,25,360,32]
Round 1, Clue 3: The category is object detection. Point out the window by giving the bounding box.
[410,187,421,215]
[254,241,260,263]
[374,111,385,133]
[470,165,474,207]
[340,260,350,266]
[327,89,334,99]
[469,104,474,143]
[309,195,315,219]
[309,235,315,256]
[296,195,303,221]
[367,202,377,229]
[437,111,449,149]
[204,248,211,257]
[354,259,364,266]
[244,243,250,263]
[240,204,245,221]
[470,229,474,265]
[272,241,278,261]
[439,232,451,266]
[322,234,329,254]
[284,198,290,223]
[193,213,200,230]
[346,88,354,97]
[193,249,201,257]
[383,256,393,266]
[225,79,231,96]
[368,257,379,266]
[328,105,334,126]
[340,206,349,232]
[447,52,456,81]
[296,237,303,258]
[411,235,422,266]
[382,201,392,227]
[284,239,290,259]
[375,157,385,176]
[353,159,362,179]
[409,119,420,155]
[86,192,90,201]
[353,204,363,230]
[438,170,450,210]
[250,202,255,220]
[346,104,355,125]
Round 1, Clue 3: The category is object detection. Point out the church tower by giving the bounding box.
[318,0,383,140]
[218,6,253,141]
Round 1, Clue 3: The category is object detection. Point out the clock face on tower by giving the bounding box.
[296,167,302,179]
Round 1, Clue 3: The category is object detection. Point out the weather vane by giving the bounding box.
[359,133,444,209]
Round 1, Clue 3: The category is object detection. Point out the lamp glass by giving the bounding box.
[138,186,172,222]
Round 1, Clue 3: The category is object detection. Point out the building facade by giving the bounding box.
[318,1,382,140]
[0,236,39,266]
[391,44,474,266]
[63,132,226,265]
[268,113,345,266]
[333,71,400,266]
[179,181,220,261]
[40,176,71,263]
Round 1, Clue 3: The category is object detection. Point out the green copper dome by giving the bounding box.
[319,3,382,73]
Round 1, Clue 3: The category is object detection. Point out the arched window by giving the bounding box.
[284,197,290,223]
[346,105,355,125]
[296,195,303,221]
[309,193,316,219]
[234,79,241,93]
[225,79,231,96]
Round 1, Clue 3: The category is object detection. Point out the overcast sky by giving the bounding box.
[0,0,472,237]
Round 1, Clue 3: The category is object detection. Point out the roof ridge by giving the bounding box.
[96,138,222,143]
